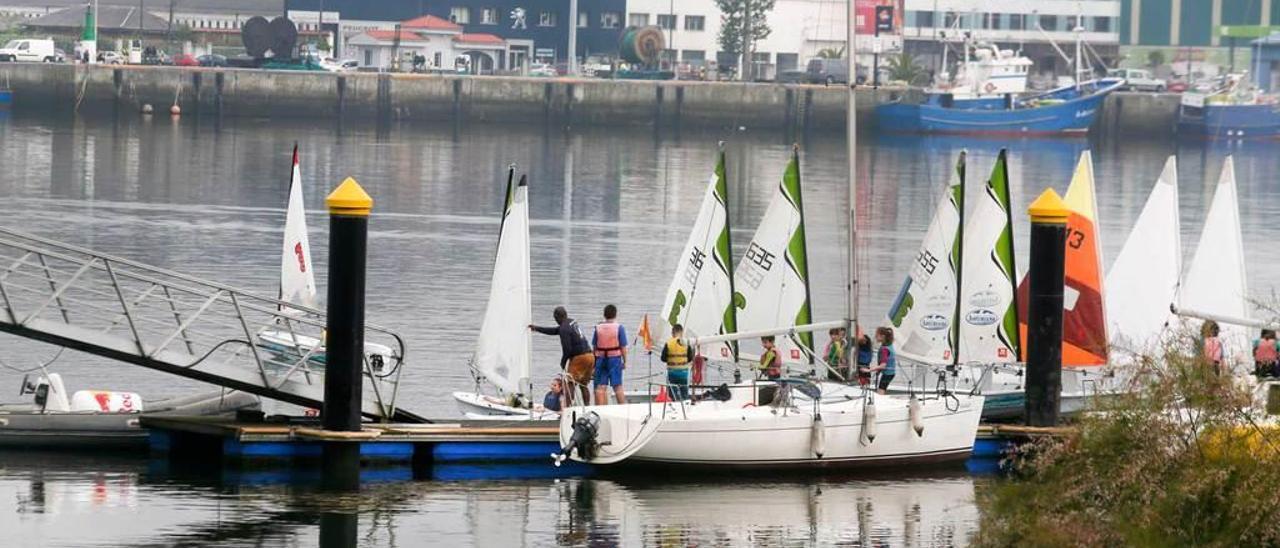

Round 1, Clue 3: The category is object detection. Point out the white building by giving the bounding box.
[346,15,508,72]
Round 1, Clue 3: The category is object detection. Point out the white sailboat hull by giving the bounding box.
[885,362,1125,419]
[560,382,983,468]
[452,391,558,420]
[255,328,396,371]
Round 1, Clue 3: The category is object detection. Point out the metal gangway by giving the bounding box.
[0,227,426,423]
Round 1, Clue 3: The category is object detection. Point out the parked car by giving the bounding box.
[528,62,557,77]
[805,58,848,84]
[1106,68,1166,92]
[1166,79,1189,93]
[53,48,67,63]
[0,39,58,62]
[141,47,169,66]
[171,53,199,67]
[97,51,124,64]
[196,53,226,67]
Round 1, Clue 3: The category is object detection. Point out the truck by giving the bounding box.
[0,39,59,63]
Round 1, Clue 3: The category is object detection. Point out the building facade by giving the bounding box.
[1118,0,1279,47]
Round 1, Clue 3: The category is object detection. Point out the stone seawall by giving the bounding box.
[0,63,1180,135]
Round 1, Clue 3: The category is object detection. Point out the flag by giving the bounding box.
[637,313,654,353]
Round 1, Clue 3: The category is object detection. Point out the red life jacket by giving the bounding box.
[594,322,624,358]
[1255,339,1278,364]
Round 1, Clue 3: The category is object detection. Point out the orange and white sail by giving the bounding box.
[1017,152,1108,366]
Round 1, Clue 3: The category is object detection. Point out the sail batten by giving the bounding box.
[734,149,814,365]
[280,145,317,309]
[473,172,533,396]
[661,150,738,362]
[888,152,965,366]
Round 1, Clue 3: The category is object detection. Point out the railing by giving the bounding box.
[0,226,423,422]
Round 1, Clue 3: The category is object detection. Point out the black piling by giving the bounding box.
[1024,188,1069,427]
[321,177,374,491]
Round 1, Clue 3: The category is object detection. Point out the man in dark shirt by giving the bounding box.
[530,306,594,406]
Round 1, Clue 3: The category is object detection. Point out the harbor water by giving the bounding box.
[0,109,1278,545]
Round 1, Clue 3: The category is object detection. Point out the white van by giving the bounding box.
[0,39,59,63]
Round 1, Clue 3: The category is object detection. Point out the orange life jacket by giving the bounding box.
[594,322,624,358]
[1255,339,1278,364]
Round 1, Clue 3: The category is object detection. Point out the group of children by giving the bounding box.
[1197,320,1280,378]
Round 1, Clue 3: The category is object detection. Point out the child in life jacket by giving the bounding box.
[1202,320,1224,376]
[1254,329,1279,377]
[872,327,897,394]
[758,336,782,380]
[661,324,692,400]
[855,334,874,386]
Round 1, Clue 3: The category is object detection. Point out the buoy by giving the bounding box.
[909,396,924,436]
[810,413,825,458]
[169,104,181,115]
[141,103,153,114]
[862,398,877,443]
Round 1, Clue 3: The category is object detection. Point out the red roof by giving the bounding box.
[401,14,462,31]
[359,29,431,42]
[454,33,504,45]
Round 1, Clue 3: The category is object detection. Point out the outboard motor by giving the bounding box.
[552,411,600,467]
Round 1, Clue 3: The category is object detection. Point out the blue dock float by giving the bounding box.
[0,89,11,109]
[141,416,564,472]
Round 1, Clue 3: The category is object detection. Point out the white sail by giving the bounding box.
[1106,156,1182,355]
[280,146,317,308]
[661,151,737,361]
[887,153,964,366]
[734,151,814,365]
[473,174,533,396]
[1179,157,1250,360]
[957,151,1020,364]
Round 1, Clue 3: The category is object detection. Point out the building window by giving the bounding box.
[538,11,556,27]
[944,11,958,28]
[450,7,470,24]
[657,14,676,30]
[364,49,373,67]
[1009,14,1024,30]
[776,52,798,71]
[984,13,1001,30]
[682,49,706,64]
[481,8,498,25]
[916,11,934,28]
[685,15,705,31]
[629,13,649,27]
[1093,16,1111,33]
[601,11,620,29]
[660,49,676,63]
[434,52,442,67]
[578,11,588,28]
[751,52,770,64]
[1039,14,1057,31]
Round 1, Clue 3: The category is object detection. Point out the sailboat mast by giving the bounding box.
[846,0,858,334]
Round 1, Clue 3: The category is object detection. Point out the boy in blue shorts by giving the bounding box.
[592,304,629,405]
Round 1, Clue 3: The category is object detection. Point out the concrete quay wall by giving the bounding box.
[1,63,1178,135]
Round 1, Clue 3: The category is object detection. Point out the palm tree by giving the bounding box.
[816,47,845,59]
[885,52,928,86]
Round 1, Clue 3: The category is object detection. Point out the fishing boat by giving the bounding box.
[1178,74,1280,139]
[452,169,552,418]
[0,372,258,449]
[554,12,986,465]
[254,145,398,371]
[928,38,1032,105]
[876,78,1123,136]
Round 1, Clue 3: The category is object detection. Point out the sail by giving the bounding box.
[734,148,814,365]
[1015,152,1108,366]
[1179,157,1250,358]
[473,172,533,395]
[887,152,965,366]
[661,149,738,362]
[1105,156,1182,355]
[958,150,1020,364]
[280,145,317,309]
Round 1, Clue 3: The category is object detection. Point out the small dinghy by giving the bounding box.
[0,372,259,449]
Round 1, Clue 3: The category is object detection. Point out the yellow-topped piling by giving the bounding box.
[326,177,374,217]
[1027,188,1069,225]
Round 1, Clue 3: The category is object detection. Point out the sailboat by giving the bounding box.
[553,3,985,467]
[452,170,550,418]
[254,145,397,370]
[733,146,815,371]
[1175,157,1252,368]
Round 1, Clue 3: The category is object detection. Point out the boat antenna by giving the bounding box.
[845,0,859,337]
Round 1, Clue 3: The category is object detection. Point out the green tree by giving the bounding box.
[1146,49,1166,68]
[885,52,927,85]
[715,0,775,78]
[816,47,845,59]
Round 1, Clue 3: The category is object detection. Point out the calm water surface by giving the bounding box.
[0,110,1277,546]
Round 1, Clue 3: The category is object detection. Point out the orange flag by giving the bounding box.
[637,313,654,353]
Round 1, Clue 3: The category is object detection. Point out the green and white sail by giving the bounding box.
[472,170,533,396]
[661,149,738,361]
[888,152,965,366]
[734,147,814,365]
[958,150,1020,364]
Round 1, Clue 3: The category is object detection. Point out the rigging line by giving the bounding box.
[0,346,66,374]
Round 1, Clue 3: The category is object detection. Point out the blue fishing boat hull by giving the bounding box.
[0,89,12,109]
[877,79,1122,135]
[1178,102,1280,139]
